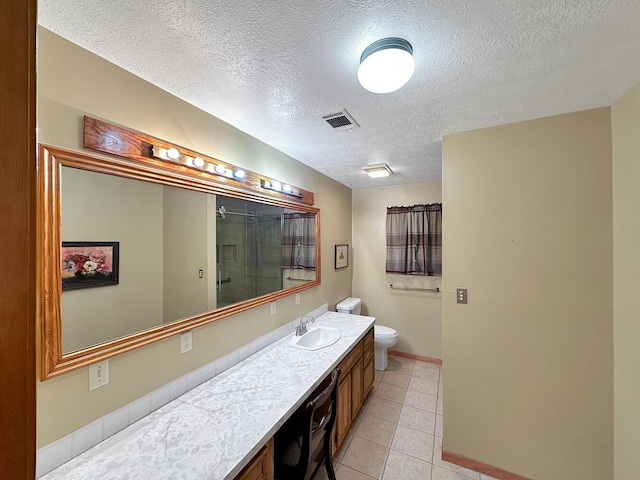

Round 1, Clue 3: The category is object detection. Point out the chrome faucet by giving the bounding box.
[295,314,315,336]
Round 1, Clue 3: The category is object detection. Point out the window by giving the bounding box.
[386,203,442,275]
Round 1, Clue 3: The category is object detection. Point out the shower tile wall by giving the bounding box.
[216,196,248,306]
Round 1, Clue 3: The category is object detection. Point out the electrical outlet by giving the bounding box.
[180,331,193,354]
[270,302,277,316]
[295,293,300,305]
[89,360,109,391]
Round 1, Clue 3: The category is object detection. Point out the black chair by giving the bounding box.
[274,368,341,480]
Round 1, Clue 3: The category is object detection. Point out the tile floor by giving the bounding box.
[316,355,498,480]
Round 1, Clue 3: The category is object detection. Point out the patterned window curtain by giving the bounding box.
[281,213,316,269]
[385,203,442,276]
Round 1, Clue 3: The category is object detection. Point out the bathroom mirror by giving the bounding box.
[39,144,320,379]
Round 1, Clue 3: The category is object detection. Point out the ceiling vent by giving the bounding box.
[322,109,360,132]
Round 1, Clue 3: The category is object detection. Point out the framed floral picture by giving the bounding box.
[335,244,348,269]
[61,242,120,291]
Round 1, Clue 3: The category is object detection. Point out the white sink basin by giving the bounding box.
[291,326,341,350]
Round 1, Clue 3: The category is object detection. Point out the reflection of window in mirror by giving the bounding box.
[282,211,317,287]
[214,198,318,308]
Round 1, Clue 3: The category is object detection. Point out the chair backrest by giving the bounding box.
[305,368,340,444]
[275,368,341,480]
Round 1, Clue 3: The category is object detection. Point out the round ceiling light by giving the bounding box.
[357,37,415,94]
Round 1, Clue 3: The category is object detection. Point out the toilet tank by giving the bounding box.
[336,297,362,315]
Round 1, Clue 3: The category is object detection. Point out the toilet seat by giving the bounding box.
[374,325,397,338]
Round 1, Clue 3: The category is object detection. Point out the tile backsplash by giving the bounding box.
[36,304,329,478]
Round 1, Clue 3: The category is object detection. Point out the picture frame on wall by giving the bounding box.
[61,241,120,291]
[335,244,349,269]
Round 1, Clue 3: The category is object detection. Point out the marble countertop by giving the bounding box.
[42,312,375,480]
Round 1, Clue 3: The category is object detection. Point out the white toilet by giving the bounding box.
[336,297,399,371]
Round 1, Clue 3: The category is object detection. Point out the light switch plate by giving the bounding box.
[456,288,468,304]
[295,293,300,305]
[270,302,277,315]
[89,360,109,391]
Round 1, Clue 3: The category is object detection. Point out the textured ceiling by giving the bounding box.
[39,1,640,188]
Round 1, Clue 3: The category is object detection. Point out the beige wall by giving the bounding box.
[352,182,442,358]
[442,109,613,479]
[162,186,213,323]
[37,27,352,446]
[612,81,640,479]
[61,168,164,352]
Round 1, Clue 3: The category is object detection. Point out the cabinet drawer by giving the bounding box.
[363,328,374,364]
[363,327,374,350]
[235,438,274,480]
[337,341,363,377]
[364,342,374,365]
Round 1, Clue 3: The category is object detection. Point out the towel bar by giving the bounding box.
[389,284,439,293]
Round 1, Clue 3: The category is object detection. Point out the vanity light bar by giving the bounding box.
[261,179,304,198]
[152,144,244,180]
[151,145,171,160]
[83,116,314,205]
[152,142,304,200]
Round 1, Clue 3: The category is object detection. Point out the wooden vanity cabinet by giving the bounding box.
[235,438,274,480]
[333,327,375,455]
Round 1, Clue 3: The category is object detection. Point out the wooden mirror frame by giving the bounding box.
[38,144,321,379]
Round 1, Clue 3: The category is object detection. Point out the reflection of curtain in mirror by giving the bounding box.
[281,213,316,269]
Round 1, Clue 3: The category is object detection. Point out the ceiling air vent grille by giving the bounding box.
[322,109,360,132]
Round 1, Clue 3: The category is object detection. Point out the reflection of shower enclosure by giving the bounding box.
[216,197,283,308]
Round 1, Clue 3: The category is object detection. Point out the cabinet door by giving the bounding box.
[335,373,352,450]
[351,358,364,420]
[235,438,273,480]
[363,357,374,397]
